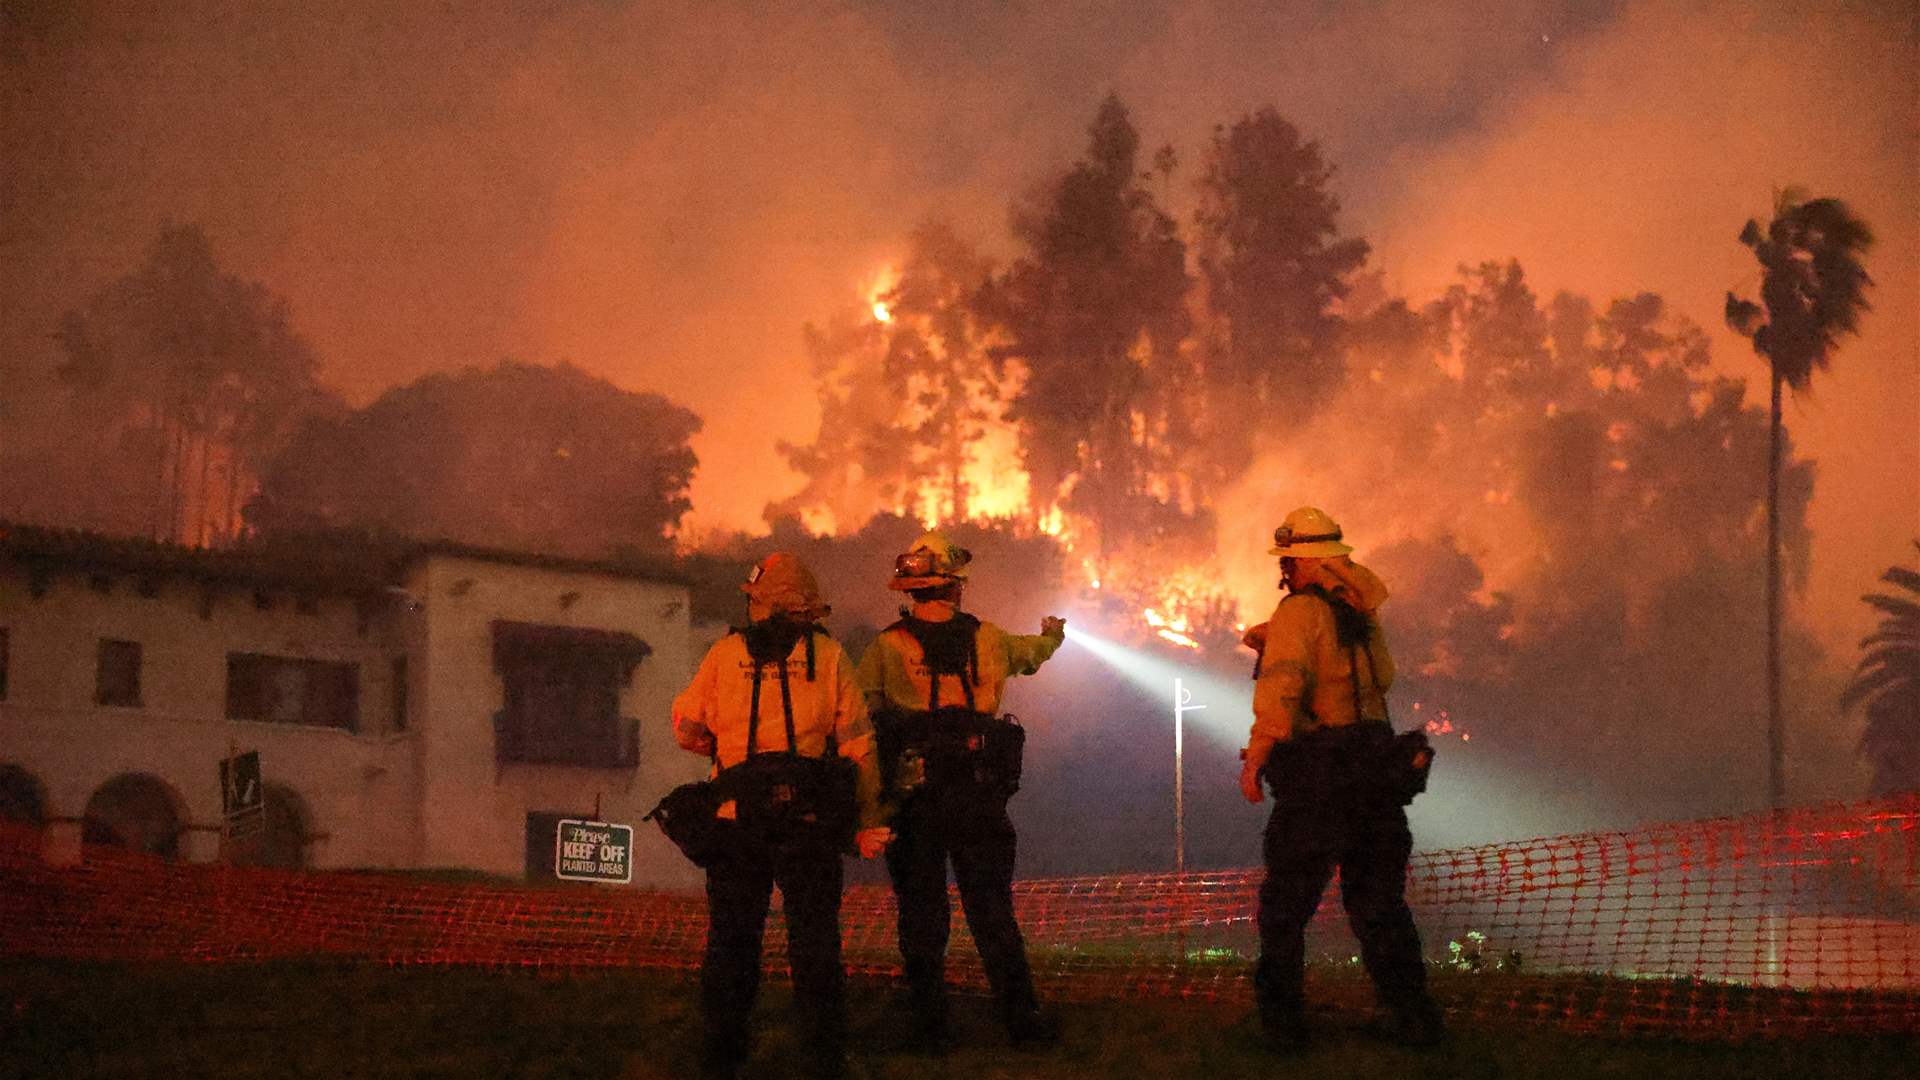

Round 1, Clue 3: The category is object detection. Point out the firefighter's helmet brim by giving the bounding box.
[1267,538,1353,557]
[888,574,960,592]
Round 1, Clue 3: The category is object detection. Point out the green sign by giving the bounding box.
[555,819,633,884]
[221,750,264,839]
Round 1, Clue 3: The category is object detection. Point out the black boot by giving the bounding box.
[699,1041,744,1080]
[1259,1005,1310,1053]
[1005,1008,1060,1050]
[802,1048,849,1080]
[903,1002,952,1056]
[902,968,952,1055]
[1370,998,1446,1048]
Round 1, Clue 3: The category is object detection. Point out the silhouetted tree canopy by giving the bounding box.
[1844,542,1920,796]
[981,93,1196,557]
[46,225,330,544]
[1193,107,1369,464]
[1726,192,1875,392]
[1726,189,1874,806]
[249,360,699,557]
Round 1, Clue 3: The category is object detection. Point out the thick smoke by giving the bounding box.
[3,1,1908,648]
[1,1,1912,866]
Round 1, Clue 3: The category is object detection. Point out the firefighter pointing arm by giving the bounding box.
[857,531,1066,1054]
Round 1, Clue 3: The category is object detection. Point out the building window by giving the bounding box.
[391,656,409,733]
[491,621,649,768]
[96,639,142,707]
[0,627,9,701]
[226,653,360,731]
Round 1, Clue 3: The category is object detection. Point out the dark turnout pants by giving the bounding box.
[1255,723,1430,1020]
[885,801,1039,1024]
[702,834,847,1069]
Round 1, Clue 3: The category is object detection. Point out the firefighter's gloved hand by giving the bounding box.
[855,826,893,859]
[1239,757,1266,804]
[1040,615,1066,641]
[675,726,717,757]
[1241,622,1268,653]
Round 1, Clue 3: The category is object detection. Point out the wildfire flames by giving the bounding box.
[1142,608,1200,650]
[851,263,1245,653]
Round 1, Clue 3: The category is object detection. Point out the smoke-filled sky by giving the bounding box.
[3,0,1914,656]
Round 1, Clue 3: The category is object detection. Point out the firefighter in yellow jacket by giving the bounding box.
[1240,507,1443,1050]
[857,530,1066,1052]
[672,553,890,1080]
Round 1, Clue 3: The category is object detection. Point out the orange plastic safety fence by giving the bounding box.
[3,795,1915,1038]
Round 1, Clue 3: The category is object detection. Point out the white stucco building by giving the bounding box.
[0,522,709,888]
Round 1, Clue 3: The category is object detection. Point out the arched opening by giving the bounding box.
[82,773,183,858]
[0,764,47,827]
[232,784,310,870]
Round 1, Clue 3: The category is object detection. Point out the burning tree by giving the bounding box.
[881,220,1014,525]
[772,220,1014,533]
[771,297,914,534]
[980,94,1197,563]
[762,107,1848,828]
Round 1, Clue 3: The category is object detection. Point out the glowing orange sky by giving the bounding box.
[2,0,1913,657]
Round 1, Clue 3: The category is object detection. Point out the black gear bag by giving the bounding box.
[1381,728,1434,806]
[1260,721,1429,806]
[877,613,1027,812]
[876,707,1025,813]
[1347,628,1434,806]
[644,778,728,868]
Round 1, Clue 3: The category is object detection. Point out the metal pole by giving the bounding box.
[1171,679,1210,874]
[1172,679,1186,877]
[1173,679,1206,966]
[1767,369,1785,810]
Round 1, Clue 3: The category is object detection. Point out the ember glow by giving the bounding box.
[1411,702,1473,744]
[1142,608,1200,650]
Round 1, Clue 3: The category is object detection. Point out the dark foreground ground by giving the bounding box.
[2,960,1912,1080]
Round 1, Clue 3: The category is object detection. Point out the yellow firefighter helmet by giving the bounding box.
[742,552,831,620]
[1267,506,1355,558]
[889,529,972,591]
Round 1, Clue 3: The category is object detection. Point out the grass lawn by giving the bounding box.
[2,959,1912,1080]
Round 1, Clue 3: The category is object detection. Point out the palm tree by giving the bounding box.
[1725,190,1874,808]
[1843,543,1920,796]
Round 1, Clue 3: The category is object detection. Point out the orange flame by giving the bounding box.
[1142,607,1201,649]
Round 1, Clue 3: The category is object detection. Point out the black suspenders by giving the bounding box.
[907,618,978,713]
[747,645,800,755]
